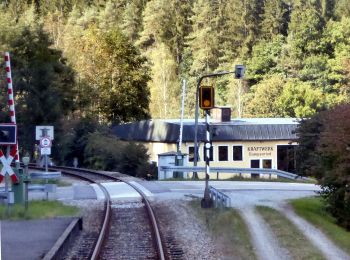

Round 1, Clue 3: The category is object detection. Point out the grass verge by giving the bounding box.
[256,206,325,260]
[290,196,350,255]
[189,200,256,260]
[0,200,79,220]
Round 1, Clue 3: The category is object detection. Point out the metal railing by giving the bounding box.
[159,166,309,180]
[209,186,231,208]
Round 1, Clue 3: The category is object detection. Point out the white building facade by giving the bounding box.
[112,117,299,179]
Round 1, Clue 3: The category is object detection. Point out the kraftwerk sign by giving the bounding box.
[247,146,273,157]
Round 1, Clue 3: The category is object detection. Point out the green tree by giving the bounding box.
[286,3,326,61]
[139,0,193,64]
[186,0,221,75]
[334,0,350,19]
[2,0,29,22]
[277,79,325,118]
[323,17,350,101]
[246,35,285,83]
[321,0,336,20]
[260,0,289,38]
[98,0,124,30]
[295,115,323,177]
[243,75,285,117]
[138,0,193,118]
[0,8,75,155]
[222,0,263,58]
[148,43,180,118]
[296,104,350,230]
[66,27,151,123]
[299,55,332,90]
[184,0,222,117]
[121,0,146,42]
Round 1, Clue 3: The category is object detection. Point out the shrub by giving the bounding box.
[296,104,350,230]
[84,132,151,178]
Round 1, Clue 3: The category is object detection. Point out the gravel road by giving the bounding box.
[240,207,292,260]
[277,203,350,260]
[222,188,350,260]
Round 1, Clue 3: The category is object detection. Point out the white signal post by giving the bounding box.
[40,137,52,173]
[36,126,54,172]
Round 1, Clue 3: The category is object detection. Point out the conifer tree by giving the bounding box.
[260,0,289,38]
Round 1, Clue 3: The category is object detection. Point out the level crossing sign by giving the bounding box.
[36,126,54,140]
[0,147,18,183]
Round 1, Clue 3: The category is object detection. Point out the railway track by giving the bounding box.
[28,165,168,260]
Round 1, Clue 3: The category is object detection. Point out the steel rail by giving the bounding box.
[28,164,166,260]
[87,181,111,260]
[27,165,112,260]
[119,180,165,260]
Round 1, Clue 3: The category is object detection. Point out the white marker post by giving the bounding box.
[40,137,52,172]
[36,126,54,172]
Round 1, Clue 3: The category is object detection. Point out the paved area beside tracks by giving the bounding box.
[1,218,75,260]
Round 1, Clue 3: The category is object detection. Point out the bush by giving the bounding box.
[57,118,152,178]
[84,132,151,178]
[57,117,102,166]
[296,104,350,230]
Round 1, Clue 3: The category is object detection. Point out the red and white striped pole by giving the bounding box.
[4,52,20,163]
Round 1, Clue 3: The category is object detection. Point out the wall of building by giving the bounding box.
[183,140,295,168]
[141,140,297,180]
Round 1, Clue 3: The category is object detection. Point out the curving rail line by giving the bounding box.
[28,164,166,260]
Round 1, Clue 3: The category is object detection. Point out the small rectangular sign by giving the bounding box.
[0,124,17,145]
[40,147,51,155]
[36,126,54,140]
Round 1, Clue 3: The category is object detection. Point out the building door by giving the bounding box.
[250,159,260,178]
[277,145,296,173]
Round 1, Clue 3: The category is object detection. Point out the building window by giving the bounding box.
[233,146,243,161]
[218,146,228,161]
[263,159,272,169]
[203,145,213,161]
[188,146,194,162]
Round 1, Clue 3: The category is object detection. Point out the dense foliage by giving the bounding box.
[296,104,350,230]
[0,1,151,169]
[1,0,349,121]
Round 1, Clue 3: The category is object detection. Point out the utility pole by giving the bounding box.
[178,80,186,153]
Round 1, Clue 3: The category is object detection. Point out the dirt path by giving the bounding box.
[276,204,350,260]
[240,207,292,260]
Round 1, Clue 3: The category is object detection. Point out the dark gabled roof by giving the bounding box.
[111,118,299,143]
